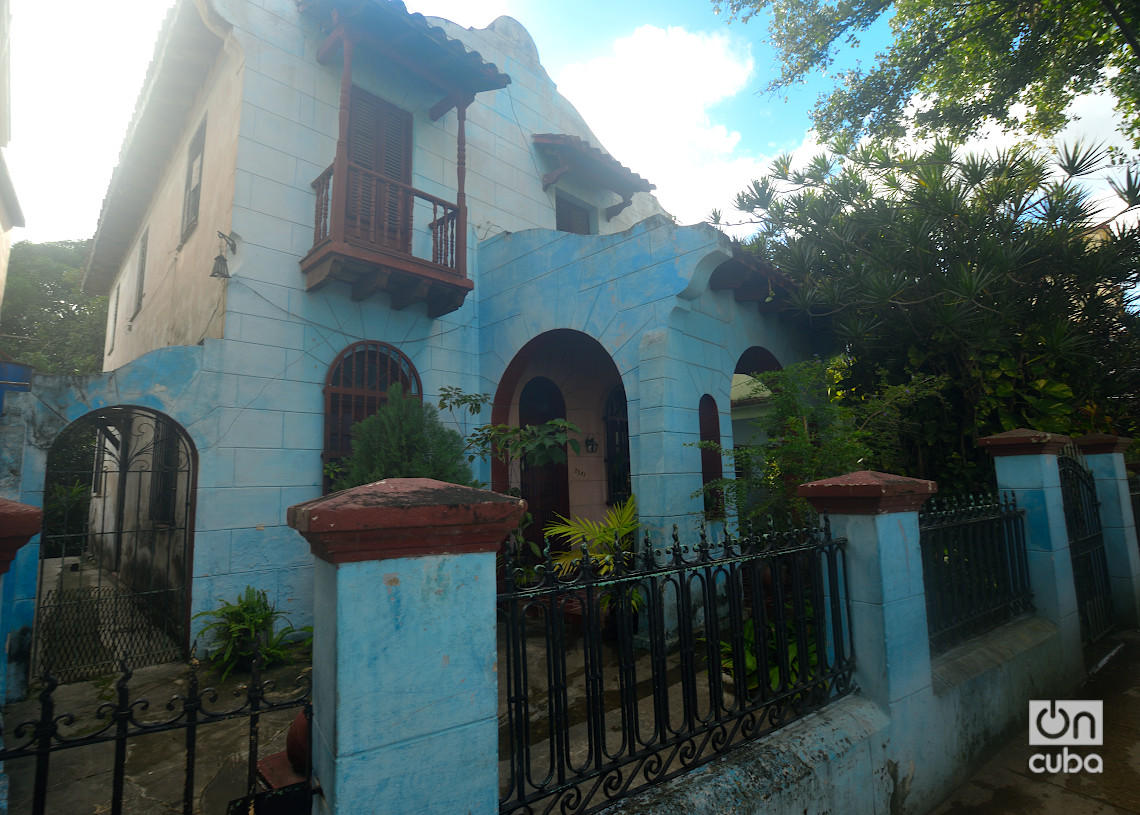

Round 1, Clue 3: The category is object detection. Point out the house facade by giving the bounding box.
[0,0,811,694]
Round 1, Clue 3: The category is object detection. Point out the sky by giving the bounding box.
[5,0,1133,244]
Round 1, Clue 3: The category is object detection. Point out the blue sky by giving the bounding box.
[6,0,1128,244]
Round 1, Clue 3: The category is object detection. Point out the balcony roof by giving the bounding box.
[299,0,511,118]
[533,133,655,196]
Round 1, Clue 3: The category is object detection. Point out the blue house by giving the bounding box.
[0,0,810,694]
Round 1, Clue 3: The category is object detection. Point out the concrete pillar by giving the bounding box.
[977,429,1084,681]
[287,478,525,815]
[798,470,936,711]
[1075,433,1140,628]
[0,497,42,815]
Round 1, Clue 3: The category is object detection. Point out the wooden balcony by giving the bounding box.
[300,162,472,317]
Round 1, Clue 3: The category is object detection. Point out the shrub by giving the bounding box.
[334,382,476,490]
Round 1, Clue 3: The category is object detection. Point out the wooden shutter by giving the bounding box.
[347,88,412,249]
[556,193,592,235]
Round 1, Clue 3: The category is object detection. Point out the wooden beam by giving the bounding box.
[390,278,432,311]
[317,27,345,65]
[541,166,571,191]
[605,194,634,221]
[351,268,390,301]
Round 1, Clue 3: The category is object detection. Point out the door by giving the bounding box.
[346,86,413,251]
[519,377,570,546]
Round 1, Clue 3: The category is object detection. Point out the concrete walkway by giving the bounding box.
[927,629,1140,815]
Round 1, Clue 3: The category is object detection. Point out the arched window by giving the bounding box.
[604,385,631,506]
[699,393,724,518]
[323,341,420,485]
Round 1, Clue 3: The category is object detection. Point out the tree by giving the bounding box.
[0,240,107,375]
[727,141,1140,488]
[333,383,476,490]
[714,0,1140,148]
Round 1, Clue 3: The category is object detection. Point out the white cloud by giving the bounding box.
[554,25,782,229]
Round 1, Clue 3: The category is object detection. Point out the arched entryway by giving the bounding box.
[492,330,629,544]
[34,406,196,682]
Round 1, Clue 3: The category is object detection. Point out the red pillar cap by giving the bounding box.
[798,470,937,515]
[977,428,1071,457]
[0,497,43,576]
[287,478,527,564]
[1075,433,1133,456]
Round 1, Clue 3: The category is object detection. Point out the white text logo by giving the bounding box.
[1028,700,1103,774]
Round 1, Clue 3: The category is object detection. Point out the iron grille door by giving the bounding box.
[1058,453,1113,646]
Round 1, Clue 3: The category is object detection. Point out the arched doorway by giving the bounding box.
[492,330,629,542]
[34,407,196,682]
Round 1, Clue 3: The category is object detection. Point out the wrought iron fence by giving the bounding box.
[918,493,1033,653]
[0,644,312,815]
[497,519,855,815]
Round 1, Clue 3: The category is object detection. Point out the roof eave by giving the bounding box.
[83,1,224,295]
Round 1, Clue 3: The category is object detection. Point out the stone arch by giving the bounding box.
[491,329,627,532]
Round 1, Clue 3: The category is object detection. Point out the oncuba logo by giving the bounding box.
[1028,700,1103,774]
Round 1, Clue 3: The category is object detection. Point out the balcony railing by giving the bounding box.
[311,162,460,274]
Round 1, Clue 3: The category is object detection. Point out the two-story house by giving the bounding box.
[0,0,808,692]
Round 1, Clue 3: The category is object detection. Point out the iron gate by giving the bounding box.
[34,407,195,683]
[1058,451,1112,646]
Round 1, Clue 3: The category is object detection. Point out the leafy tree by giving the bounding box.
[333,383,476,490]
[727,141,1140,488]
[714,0,1140,147]
[0,240,106,375]
[700,359,945,522]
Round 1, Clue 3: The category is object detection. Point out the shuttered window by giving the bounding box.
[556,192,592,235]
[181,120,206,242]
[347,88,412,249]
[132,230,148,318]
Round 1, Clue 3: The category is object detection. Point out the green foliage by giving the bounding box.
[0,240,107,374]
[714,0,1140,148]
[718,606,818,692]
[545,497,644,611]
[334,383,475,490]
[192,586,306,680]
[729,142,1140,489]
[700,359,949,521]
[437,388,583,466]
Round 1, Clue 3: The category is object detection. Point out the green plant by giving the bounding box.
[545,497,644,611]
[437,388,583,466]
[192,586,305,680]
[334,382,476,490]
[718,604,819,693]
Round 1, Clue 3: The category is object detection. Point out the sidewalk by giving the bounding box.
[927,629,1140,815]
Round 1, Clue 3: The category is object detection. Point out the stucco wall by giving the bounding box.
[476,216,812,538]
[0,343,315,698]
[102,41,243,371]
